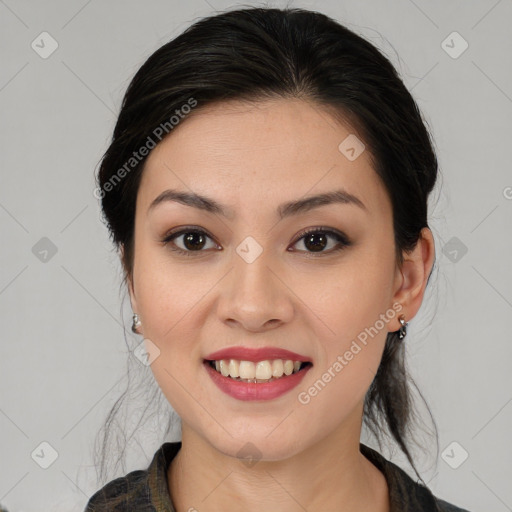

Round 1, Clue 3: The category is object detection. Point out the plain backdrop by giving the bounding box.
[1,1,511,510]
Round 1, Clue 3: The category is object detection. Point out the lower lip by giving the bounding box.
[203,360,312,401]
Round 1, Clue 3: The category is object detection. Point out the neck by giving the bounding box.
[167,407,389,512]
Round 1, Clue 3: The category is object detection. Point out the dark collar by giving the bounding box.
[359,442,441,511]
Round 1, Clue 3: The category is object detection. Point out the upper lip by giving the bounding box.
[204,346,312,363]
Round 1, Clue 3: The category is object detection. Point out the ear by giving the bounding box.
[390,227,435,330]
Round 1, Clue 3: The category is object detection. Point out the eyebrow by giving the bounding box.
[148,187,367,220]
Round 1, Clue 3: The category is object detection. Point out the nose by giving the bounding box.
[216,243,294,332]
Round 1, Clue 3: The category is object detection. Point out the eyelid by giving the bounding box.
[290,226,350,246]
[161,225,351,256]
[162,225,217,243]
[287,226,351,257]
[161,226,220,253]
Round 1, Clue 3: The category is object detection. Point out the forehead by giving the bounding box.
[137,98,390,220]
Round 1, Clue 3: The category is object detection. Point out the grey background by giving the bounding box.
[1,0,511,510]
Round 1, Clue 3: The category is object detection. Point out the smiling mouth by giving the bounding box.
[204,359,313,383]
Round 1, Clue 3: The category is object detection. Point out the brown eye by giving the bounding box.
[162,226,351,258]
[180,231,208,251]
[162,228,218,256]
[290,227,351,255]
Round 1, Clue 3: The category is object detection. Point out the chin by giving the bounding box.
[207,423,307,463]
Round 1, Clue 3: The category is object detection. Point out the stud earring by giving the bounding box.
[398,315,408,340]
[131,313,142,333]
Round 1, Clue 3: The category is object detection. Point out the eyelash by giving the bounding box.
[161,226,351,258]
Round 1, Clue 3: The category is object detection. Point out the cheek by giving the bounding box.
[294,241,396,345]
[134,249,212,342]
[291,244,395,406]
[132,250,219,404]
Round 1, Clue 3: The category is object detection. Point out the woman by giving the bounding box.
[86,6,471,511]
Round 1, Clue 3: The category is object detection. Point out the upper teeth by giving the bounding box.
[213,359,303,380]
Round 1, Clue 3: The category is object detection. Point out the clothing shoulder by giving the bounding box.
[435,496,472,512]
[84,442,179,512]
[359,443,472,512]
[84,469,153,511]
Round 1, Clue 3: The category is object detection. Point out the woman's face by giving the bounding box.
[127,98,407,460]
